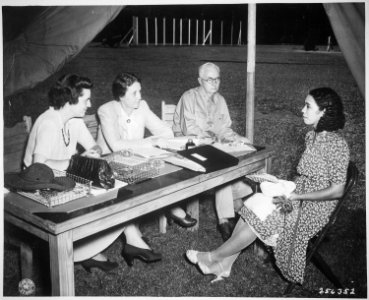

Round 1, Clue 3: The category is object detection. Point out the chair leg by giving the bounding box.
[311,251,343,288]
[284,282,295,295]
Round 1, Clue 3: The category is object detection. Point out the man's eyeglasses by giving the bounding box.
[201,77,221,84]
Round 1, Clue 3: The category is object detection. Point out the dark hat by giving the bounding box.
[4,163,76,192]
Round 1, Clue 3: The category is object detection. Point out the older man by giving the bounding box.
[173,62,253,241]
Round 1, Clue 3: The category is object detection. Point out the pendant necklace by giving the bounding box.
[61,127,70,147]
[120,101,132,124]
[58,112,70,147]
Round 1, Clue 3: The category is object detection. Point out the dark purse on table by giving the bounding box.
[67,155,115,189]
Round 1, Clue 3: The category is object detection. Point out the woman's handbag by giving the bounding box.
[67,155,115,189]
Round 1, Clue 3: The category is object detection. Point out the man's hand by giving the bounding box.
[82,145,102,158]
[234,135,252,144]
[219,132,252,145]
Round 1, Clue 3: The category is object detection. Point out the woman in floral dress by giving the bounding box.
[186,87,350,284]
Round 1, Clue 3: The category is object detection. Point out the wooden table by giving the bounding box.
[4,147,273,296]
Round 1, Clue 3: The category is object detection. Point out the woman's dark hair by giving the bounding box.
[309,87,345,132]
[112,73,140,101]
[48,74,93,109]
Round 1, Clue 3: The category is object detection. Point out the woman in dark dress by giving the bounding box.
[186,87,350,284]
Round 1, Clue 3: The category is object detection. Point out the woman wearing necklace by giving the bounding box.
[185,87,350,285]
[24,74,123,273]
[97,72,197,265]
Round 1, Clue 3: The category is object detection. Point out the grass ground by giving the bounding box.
[3,45,366,297]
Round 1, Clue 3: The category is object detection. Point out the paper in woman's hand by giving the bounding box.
[244,179,296,220]
[260,180,296,198]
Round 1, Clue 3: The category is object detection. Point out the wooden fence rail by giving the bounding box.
[129,16,245,46]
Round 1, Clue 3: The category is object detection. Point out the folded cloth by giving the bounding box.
[244,179,296,221]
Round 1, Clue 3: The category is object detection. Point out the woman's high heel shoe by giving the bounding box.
[198,261,231,283]
[186,250,231,283]
[81,258,118,273]
[121,244,162,267]
[168,212,197,228]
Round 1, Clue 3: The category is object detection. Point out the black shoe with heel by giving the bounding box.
[167,212,197,228]
[121,244,162,266]
[218,220,235,241]
[121,233,162,266]
[81,258,118,273]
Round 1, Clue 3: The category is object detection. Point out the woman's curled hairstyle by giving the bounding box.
[309,87,345,132]
[48,74,93,109]
[112,73,140,101]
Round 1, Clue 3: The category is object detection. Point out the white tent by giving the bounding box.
[3,6,123,98]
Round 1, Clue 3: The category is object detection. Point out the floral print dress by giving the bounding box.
[239,130,350,283]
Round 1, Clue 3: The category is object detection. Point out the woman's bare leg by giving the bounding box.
[124,223,150,249]
[198,218,257,264]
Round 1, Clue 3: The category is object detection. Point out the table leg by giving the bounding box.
[49,231,74,296]
[159,214,167,234]
[186,197,199,231]
[20,242,33,279]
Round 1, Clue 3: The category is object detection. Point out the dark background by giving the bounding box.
[3,4,335,46]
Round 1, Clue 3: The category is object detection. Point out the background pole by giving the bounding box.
[246,4,256,142]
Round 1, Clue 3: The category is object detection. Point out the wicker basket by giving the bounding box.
[104,151,162,184]
[17,170,92,208]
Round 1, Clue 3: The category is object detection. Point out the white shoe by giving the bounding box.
[198,261,231,283]
[186,250,212,264]
[186,250,231,283]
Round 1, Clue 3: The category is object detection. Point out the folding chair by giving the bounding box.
[284,161,359,294]
[158,101,200,233]
[161,101,176,128]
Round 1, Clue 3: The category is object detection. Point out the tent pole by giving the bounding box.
[246,3,256,143]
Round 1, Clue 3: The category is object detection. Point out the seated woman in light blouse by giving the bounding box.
[97,72,197,264]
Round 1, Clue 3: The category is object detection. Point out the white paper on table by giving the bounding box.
[132,146,172,159]
[155,136,201,151]
[212,142,256,154]
[89,179,128,196]
[164,156,206,172]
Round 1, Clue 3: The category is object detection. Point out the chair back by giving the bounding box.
[161,101,176,127]
[328,161,359,225]
[306,161,358,261]
[285,161,359,294]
